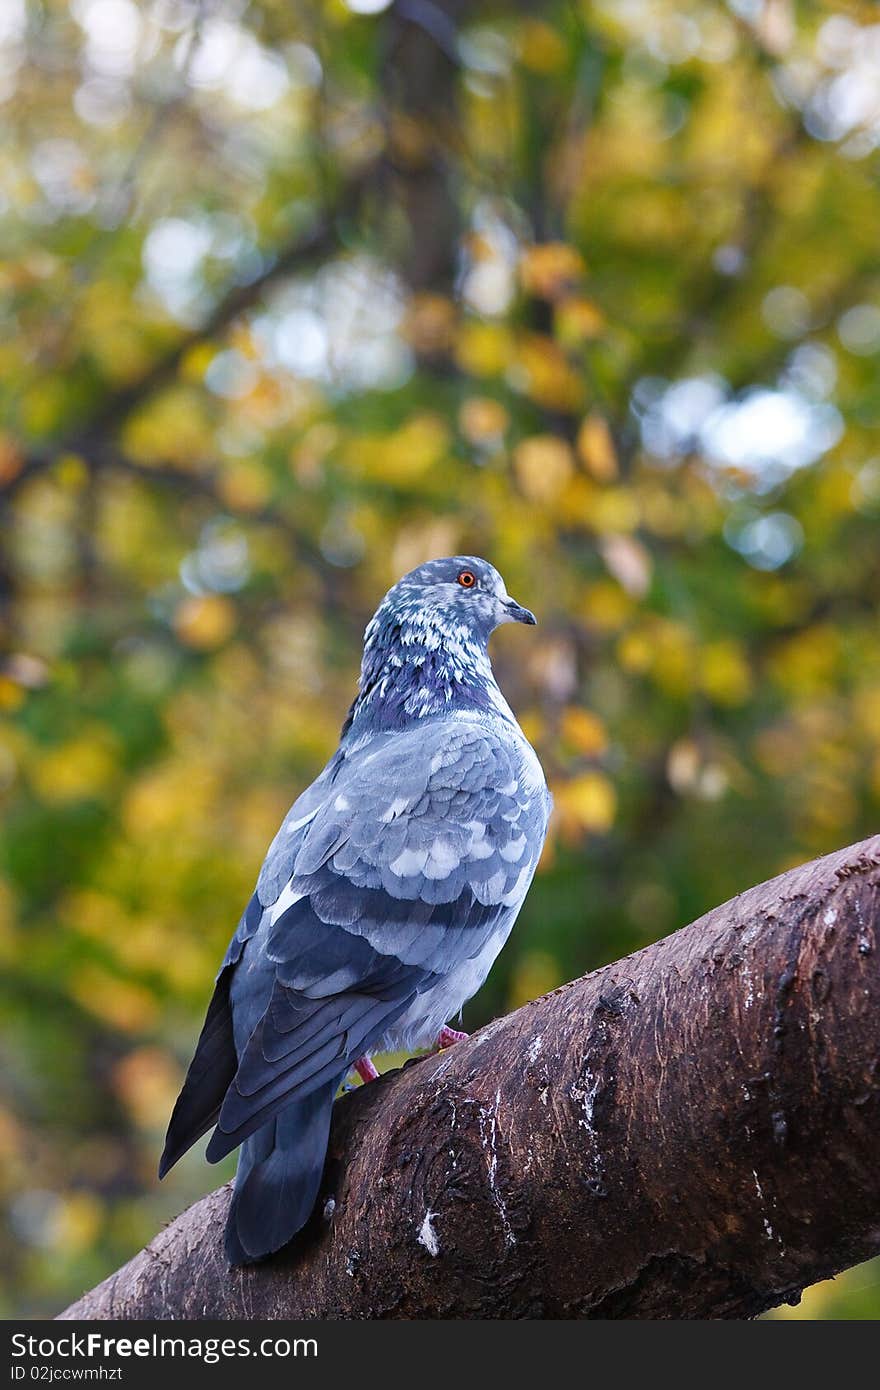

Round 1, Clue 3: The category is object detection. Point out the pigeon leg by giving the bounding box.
[437,1025,469,1050]
[354,1055,379,1084]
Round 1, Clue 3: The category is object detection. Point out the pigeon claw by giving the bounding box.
[437,1025,469,1050]
[354,1055,380,1084]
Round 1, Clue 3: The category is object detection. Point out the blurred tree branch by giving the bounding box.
[2,180,372,507]
[1,0,517,503]
[59,834,880,1320]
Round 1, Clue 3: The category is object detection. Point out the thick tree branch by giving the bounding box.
[59,834,880,1320]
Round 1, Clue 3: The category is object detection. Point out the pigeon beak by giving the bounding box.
[503,597,537,626]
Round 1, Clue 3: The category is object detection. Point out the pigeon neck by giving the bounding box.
[344,612,512,734]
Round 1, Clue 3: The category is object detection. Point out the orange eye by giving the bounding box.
[457,570,477,589]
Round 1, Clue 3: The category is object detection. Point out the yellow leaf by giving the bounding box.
[853,686,880,744]
[640,482,686,537]
[217,461,272,512]
[555,296,607,346]
[174,595,236,650]
[458,396,509,446]
[581,579,632,631]
[576,413,618,480]
[54,1193,102,1255]
[0,878,15,963]
[124,388,213,466]
[69,965,158,1032]
[29,732,119,804]
[561,707,608,756]
[768,626,838,698]
[551,475,594,528]
[616,629,653,674]
[345,415,450,485]
[651,621,696,697]
[511,333,585,412]
[113,1048,183,1131]
[180,342,217,383]
[700,640,753,707]
[513,435,575,502]
[290,422,339,485]
[454,321,514,377]
[0,677,25,712]
[53,453,89,491]
[518,20,569,74]
[519,242,586,300]
[618,619,695,694]
[591,488,640,534]
[555,771,617,833]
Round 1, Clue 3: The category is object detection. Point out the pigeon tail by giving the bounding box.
[224,1079,339,1266]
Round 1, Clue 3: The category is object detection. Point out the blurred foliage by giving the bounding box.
[1,0,880,1319]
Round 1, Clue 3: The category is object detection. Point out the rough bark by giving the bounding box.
[59,835,880,1320]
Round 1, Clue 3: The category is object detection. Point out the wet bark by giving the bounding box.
[59,834,880,1320]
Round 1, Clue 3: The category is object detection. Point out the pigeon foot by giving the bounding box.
[354,1055,379,1084]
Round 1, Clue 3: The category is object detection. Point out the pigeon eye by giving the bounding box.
[457,570,477,589]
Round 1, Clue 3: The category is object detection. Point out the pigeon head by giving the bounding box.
[377,556,536,641]
[347,557,536,734]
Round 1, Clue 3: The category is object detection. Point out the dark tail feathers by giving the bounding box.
[224,1079,339,1266]
[159,973,237,1180]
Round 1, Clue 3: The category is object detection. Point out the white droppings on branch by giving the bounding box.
[570,1068,604,1183]
[752,1169,783,1246]
[478,1089,516,1248]
[853,898,872,956]
[417,1210,440,1257]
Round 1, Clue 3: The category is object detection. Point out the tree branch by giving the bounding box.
[1,176,372,505]
[76,212,350,444]
[58,834,880,1320]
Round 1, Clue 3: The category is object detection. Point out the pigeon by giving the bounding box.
[159,556,551,1265]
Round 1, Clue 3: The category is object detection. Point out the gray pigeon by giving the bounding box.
[159,556,550,1265]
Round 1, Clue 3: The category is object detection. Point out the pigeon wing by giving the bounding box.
[159,757,343,1177]
[207,720,548,1159]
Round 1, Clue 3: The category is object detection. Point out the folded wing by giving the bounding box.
[163,720,549,1172]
